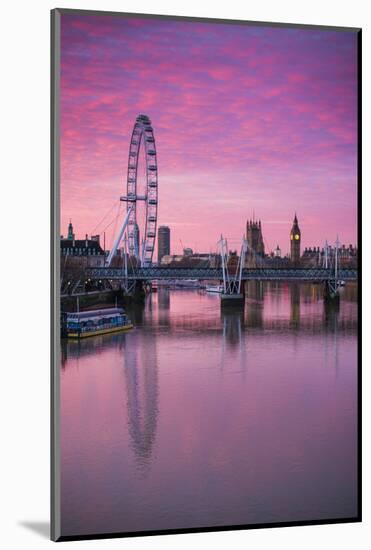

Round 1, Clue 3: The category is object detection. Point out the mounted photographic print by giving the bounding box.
[51,8,361,541]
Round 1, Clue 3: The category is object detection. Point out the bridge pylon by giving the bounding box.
[323,236,342,302]
[219,235,247,308]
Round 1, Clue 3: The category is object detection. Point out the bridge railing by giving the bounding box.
[85,266,358,281]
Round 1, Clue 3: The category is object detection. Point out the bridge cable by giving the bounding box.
[90,200,119,235]
[100,204,124,236]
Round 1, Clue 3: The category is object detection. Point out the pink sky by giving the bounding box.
[60,14,358,255]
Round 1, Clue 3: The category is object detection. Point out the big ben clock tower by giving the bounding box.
[290,213,301,265]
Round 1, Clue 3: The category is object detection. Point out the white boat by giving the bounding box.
[157,279,201,289]
[174,279,201,288]
[206,284,223,293]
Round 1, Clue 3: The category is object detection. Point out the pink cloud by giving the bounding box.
[60,14,358,254]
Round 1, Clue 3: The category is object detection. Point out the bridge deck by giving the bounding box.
[86,267,358,281]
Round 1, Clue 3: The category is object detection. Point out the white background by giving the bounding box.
[0,0,369,547]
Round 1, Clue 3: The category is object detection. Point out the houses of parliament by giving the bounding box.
[246,214,357,268]
[245,214,301,266]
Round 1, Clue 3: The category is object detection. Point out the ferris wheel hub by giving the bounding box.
[120,194,148,202]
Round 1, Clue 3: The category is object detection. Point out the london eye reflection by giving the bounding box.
[122,322,159,475]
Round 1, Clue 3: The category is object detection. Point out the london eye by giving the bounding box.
[106,114,158,268]
[121,114,158,267]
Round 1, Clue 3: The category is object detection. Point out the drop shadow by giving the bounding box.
[18,521,49,539]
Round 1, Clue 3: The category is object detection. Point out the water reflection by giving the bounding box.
[244,280,264,328]
[61,332,125,367]
[123,329,159,474]
[62,283,357,369]
[324,298,340,328]
[61,281,358,536]
[158,287,170,310]
[157,287,170,326]
[129,302,145,325]
[221,309,244,349]
[61,319,159,475]
[246,280,265,301]
[290,283,301,329]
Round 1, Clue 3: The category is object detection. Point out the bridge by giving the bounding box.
[80,115,358,305]
[86,266,357,282]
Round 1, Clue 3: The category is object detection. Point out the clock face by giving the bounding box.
[294,234,300,240]
[290,234,293,240]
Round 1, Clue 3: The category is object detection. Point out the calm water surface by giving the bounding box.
[61,282,358,536]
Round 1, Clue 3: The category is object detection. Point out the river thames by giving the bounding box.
[60,282,358,537]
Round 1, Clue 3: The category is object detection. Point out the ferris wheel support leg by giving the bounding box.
[106,205,133,267]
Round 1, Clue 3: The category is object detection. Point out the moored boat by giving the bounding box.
[206,284,223,293]
[63,307,133,339]
[157,279,201,289]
